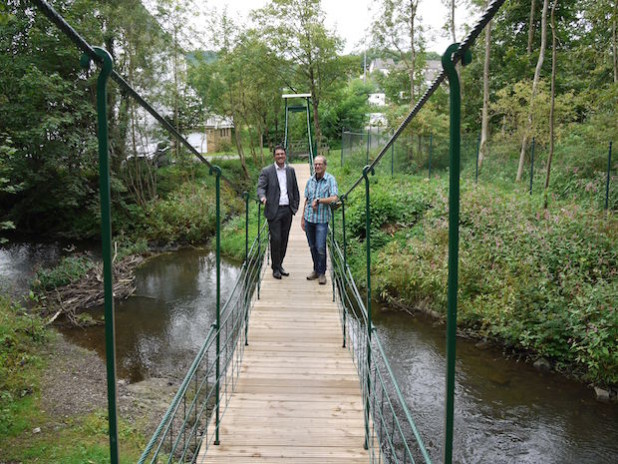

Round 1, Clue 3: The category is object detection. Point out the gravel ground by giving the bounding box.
[38,331,179,440]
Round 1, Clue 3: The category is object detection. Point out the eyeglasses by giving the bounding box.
[314,163,324,166]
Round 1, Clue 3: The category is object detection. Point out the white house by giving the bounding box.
[368,92,386,106]
[368,58,395,76]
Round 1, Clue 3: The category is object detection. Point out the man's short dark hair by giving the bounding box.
[273,145,286,155]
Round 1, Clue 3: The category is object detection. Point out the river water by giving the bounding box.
[2,243,617,462]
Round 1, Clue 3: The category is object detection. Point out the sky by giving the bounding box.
[211,0,476,55]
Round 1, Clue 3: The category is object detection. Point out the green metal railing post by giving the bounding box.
[428,134,433,179]
[530,137,536,195]
[442,43,471,464]
[330,206,336,302]
[80,47,119,464]
[243,192,250,346]
[605,141,612,211]
[257,202,262,300]
[361,165,374,450]
[340,195,347,348]
[211,165,222,445]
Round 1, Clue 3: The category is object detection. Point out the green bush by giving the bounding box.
[33,255,95,291]
[338,166,618,386]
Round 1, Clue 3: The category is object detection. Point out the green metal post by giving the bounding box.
[211,165,222,445]
[361,165,374,450]
[442,43,471,464]
[366,130,371,165]
[284,99,289,153]
[257,202,262,300]
[243,192,250,346]
[606,141,613,211]
[475,133,481,183]
[391,136,395,176]
[306,97,315,167]
[428,134,433,179]
[341,196,347,348]
[341,128,345,167]
[530,137,536,195]
[330,205,336,302]
[81,47,119,464]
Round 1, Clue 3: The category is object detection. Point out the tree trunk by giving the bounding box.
[527,0,537,55]
[408,1,418,106]
[517,0,549,182]
[232,124,250,179]
[309,70,322,157]
[544,0,558,208]
[479,2,492,172]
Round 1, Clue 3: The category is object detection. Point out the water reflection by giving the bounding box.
[0,242,63,296]
[61,248,241,382]
[372,309,618,463]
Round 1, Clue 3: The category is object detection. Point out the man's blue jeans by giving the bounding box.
[305,221,328,275]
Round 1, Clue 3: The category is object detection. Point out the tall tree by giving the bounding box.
[517,0,549,182]
[371,0,422,106]
[254,0,344,153]
[527,0,537,54]
[478,0,492,171]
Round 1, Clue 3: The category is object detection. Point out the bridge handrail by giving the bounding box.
[137,219,269,463]
[329,231,432,463]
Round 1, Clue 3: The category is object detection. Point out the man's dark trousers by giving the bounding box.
[269,205,293,272]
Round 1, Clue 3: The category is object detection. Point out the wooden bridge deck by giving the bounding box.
[197,163,368,463]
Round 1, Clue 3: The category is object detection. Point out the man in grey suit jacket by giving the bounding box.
[257,145,300,279]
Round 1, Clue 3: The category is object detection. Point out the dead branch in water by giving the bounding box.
[42,254,144,326]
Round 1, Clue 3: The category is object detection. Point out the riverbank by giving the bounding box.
[0,301,179,462]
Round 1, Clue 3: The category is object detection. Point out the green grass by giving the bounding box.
[0,297,146,463]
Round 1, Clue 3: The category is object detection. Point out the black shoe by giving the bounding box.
[273,270,282,279]
[279,267,289,276]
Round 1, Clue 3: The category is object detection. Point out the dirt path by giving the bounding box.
[39,331,178,442]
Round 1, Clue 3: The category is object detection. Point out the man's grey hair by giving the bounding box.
[315,155,327,166]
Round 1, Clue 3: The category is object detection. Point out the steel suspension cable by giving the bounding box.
[30,0,242,194]
[342,0,506,198]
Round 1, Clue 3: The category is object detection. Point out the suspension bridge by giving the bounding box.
[27,0,508,462]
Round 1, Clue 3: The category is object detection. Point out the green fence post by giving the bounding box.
[306,96,315,166]
[80,47,119,464]
[442,43,471,464]
[211,165,222,445]
[361,165,374,450]
[391,135,395,177]
[475,133,481,183]
[284,98,289,153]
[530,137,536,195]
[428,134,433,179]
[605,141,612,210]
[341,128,345,167]
[366,129,371,165]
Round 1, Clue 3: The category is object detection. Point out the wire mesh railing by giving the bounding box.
[138,219,269,463]
[329,236,432,464]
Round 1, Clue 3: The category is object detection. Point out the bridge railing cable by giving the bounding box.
[342,0,506,199]
[31,0,242,194]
